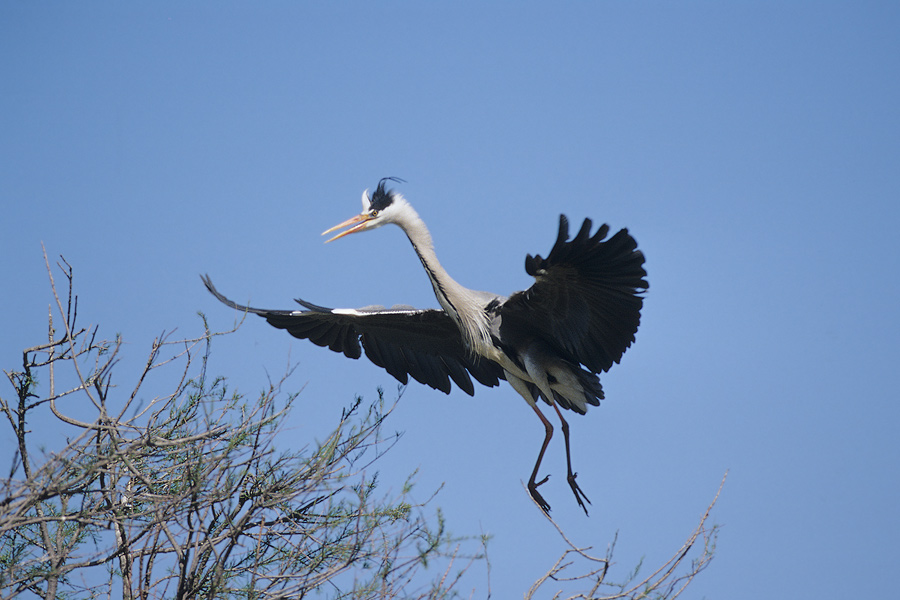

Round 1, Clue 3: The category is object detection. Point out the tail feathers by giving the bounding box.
[535,364,604,415]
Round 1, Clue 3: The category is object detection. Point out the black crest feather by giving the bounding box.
[369,176,407,211]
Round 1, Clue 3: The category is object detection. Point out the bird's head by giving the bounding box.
[323,177,409,243]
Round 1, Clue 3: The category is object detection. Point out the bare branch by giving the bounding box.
[526,473,726,600]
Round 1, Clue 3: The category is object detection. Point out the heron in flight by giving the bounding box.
[202,177,648,513]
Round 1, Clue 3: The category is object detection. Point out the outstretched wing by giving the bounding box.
[499,215,648,374]
[202,275,504,395]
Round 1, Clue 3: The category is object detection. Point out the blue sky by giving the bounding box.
[2,2,899,598]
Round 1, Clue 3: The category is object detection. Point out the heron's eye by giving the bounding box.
[371,210,379,217]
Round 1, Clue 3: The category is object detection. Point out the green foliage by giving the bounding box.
[0,257,484,599]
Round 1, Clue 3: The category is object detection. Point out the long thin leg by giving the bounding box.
[528,403,554,513]
[552,402,592,515]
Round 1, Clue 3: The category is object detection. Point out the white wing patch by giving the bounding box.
[332,308,367,316]
[330,306,428,317]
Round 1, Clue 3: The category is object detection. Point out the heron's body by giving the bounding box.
[204,178,648,513]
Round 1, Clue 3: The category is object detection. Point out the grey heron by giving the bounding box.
[202,177,648,514]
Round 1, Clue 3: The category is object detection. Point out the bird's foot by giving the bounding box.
[567,471,592,516]
[528,475,552,513]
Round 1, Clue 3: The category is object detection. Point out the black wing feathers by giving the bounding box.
[201,275,503,396]
[504,215,648,375]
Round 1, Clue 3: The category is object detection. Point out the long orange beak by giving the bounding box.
[322,213,373,243]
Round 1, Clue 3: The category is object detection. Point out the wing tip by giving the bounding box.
[293,297,333,312]
[201,274,245,311]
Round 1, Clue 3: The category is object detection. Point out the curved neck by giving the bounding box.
[397,208,492,354]
[400,211,466,312]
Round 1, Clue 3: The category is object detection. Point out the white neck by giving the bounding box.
[395,205,493,355]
